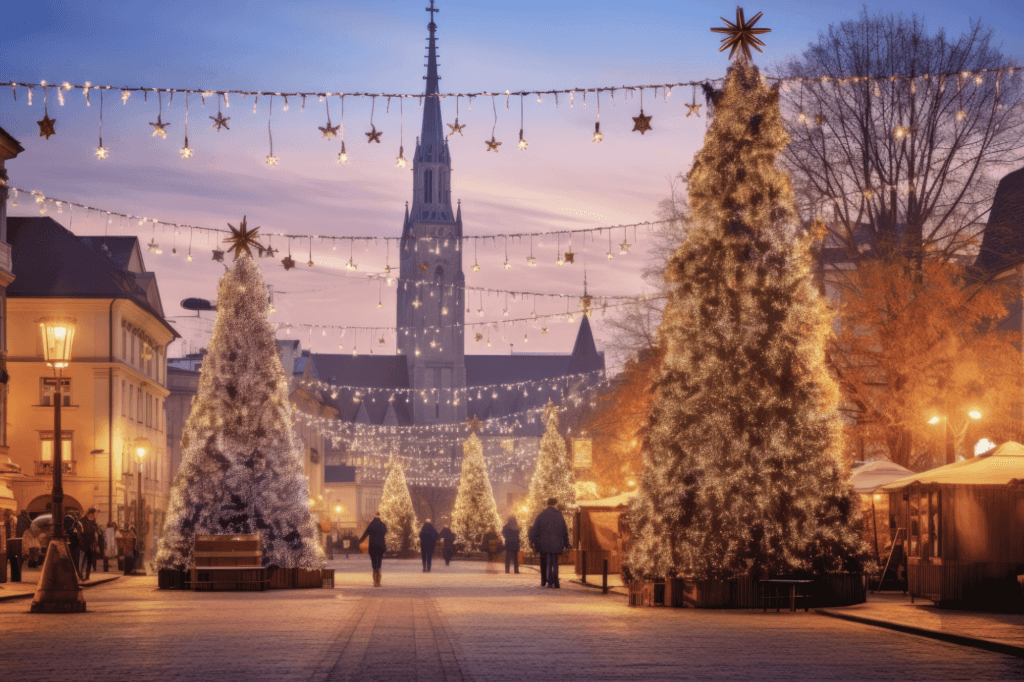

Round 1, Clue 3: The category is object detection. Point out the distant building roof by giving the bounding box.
[976,167,1024,274]
[6,217,177,338]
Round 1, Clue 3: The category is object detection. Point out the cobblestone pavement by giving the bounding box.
[1,557,1022,681]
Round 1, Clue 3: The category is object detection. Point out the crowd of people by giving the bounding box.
[356,497,571,588]
[1,506,141,582]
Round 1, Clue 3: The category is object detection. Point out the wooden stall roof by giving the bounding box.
[880,441,1024,491]
[578,491,637,509]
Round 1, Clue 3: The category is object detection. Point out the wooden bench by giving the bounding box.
[761,579,813,612]
[191,534,268,591]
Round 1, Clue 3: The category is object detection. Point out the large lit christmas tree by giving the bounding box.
[625,16,863,582]
[379,455,419,553]
[155,219,324,571]
[451,429,502,543]
[520,401,577,537]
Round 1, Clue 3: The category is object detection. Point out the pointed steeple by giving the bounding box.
[421,0,445,152]
[566,315,603,376]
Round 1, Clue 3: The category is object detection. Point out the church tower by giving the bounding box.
[396,1,467,425]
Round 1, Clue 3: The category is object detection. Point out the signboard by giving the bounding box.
[573,438,593,469]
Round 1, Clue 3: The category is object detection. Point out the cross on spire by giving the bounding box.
[426,0,439,25]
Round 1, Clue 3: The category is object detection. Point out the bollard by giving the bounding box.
[581,550,587,584]
[602,558,608,594]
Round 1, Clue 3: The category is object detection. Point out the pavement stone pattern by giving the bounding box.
[1,558,1023,681]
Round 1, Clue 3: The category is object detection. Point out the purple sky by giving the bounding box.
[4,0,1022,362]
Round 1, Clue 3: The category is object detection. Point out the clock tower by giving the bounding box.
[396,2,467,425]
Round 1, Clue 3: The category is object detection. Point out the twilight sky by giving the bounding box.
[3,0,1022,363]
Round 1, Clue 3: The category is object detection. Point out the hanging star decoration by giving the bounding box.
[686,102,702,117]
[447,118,466,137]
[563,249,576,264]
[263,244,278,259]
[210,111,230,131]
[620,239,631,254]
[632,110,653,135]
[223,216,265,260]
[485,136,502,152]
[517,131,528,150]
[266,155,279,167]
[95,146,109,160]
[319,120,340,139]
[281,254,296,270]
[466,415,484,433]
[147,239,159,253]
[365,125,382,144]
[179,142,193,159]
[541,326,549,334]
[149,115,170,139]
[211,249,225,262]
[37,113,57,139]
[711,7,771,61]
[475,332,483,342]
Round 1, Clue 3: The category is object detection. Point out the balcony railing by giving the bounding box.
[35,460,77,476]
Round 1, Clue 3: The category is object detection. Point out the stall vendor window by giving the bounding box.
[909,490,941,560]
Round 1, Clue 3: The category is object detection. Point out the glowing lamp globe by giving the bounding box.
[38,316,77,368]
[134,438,151,459]
[928,416,941,425]
[968,410,982,420]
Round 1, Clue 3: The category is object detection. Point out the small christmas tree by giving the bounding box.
[379,455,419,553]
[155,219,323,570]
[520,401,577,537]
[451,430,502,543]
[624,48,864,582]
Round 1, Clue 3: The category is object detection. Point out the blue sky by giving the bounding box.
[4,0,1023,359]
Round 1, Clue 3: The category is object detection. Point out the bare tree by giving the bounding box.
[409,485,455,524]
[778,11,1024,267]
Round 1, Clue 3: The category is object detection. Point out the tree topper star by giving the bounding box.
[210,111,230,131]
[543,398,559,424]
[223,216,265,260]
[711,7,771,62]
[365,125,382,144]
[447,118,466,138]
[632,110,653,135]
[37,113,57,139]
[466,415,484,433]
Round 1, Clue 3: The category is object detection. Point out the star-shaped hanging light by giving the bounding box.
[37,113,57,139]
[263,245,278,259]
[686,103,703,117]
[592,122,603,143]
[147,239,160,253]
[211,249,226,262]
[711,7,771,62]
[179,142,194,159]
[632,111,653,135]
[223,216,265,260]
[95,145,109,160]
[266,155,279,167]
[149,115,170,139]
[517,131,528,150]
[210,111,230,131]
[281,255,297,270]
[319,121,340,139]
[620,239,631,254]
[563,249,576,264]
[485,136,502,152]
[447,119,466,137]
[365,125,382,144]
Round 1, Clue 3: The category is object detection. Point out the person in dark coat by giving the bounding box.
[16,510,31,538]
[528,497,571,588]
[438,524,455,566]
[502,516,521,574]
[359,512,388,587]
[419,519,439,572]
[79,508,99,580]
[64,511,82,579]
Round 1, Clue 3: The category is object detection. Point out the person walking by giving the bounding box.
[64,510,82,580]
[103,521,118,573]
[79,509,99,580]
[122,524,138,576]
[419,519,439,572]
[502,516,521,574]
[528,497,570,588]
[439,523,455,566]
[16,509,31,538]
[359,512,388,587]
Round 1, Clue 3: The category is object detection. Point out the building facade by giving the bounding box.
[0,127,23,515]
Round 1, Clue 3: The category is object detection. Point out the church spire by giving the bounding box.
[421,0,445,151]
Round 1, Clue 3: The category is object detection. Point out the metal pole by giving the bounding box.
[602,558,608,594]
[137,457,143,573]
[945,418,955,465]
[52,378,63,538]
[581,550,587,584]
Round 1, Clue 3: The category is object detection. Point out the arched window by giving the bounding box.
[424,169,433,204]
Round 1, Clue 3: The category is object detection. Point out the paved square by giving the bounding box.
[1,558,1022,681]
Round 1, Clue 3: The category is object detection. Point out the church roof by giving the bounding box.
[975,166,1024,274]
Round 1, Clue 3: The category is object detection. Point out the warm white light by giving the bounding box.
[39,316,77,368]
[974,438,995,455]
[968,410,982,420]
[928,416,941,424]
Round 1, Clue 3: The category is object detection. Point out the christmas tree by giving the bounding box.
[379,455,419,553]
[520,401,577,537]
[155,219,323,571]
[624,52,864,582]
[451,431,502,543]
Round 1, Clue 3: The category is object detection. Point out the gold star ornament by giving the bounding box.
[485,136,502,152]
[37,113,57,139]
[281,255,297,270]
[149,114,170,139]
[223,216,265,260]
[210,111,230,131]
[711,7,771,62]
[447,118,466,138]
[365,125,382,144]
[632,110,652,135]
[466,415,484,433]
[319,121,340,139]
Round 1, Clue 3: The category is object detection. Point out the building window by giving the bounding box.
[40,431,73,462]
[122,327,127,360]
[121,380,126,417]
[425,169,433,203]
[129,385,135,420]
[41,377,72,407]
[145,393,152,427]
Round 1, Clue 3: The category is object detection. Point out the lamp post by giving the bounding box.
[929,410,982,465]
[31,316,84,613]
[133,438,150,575]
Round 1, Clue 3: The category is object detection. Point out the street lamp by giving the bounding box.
[31,316,84,613]
[133,438,150,575]
[928,410,982,465]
